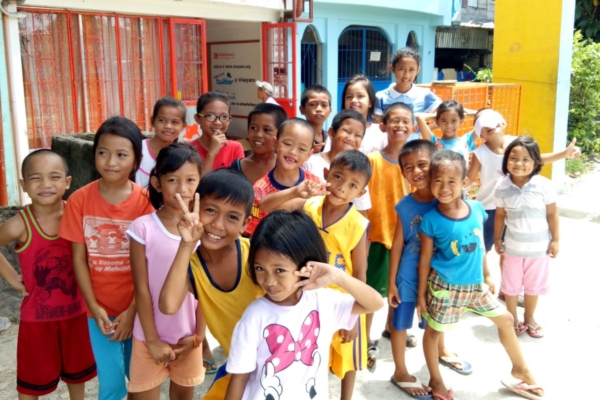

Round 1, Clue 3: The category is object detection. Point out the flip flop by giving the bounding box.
[203,357,218,374]
[432,389,456,400]
[367,344,379,373]
[382,330,418,347]
[514,322,528,336]
[438,357,473,375]
[390,376,433,400]
[524,324,544,338]
[501,379,544,400]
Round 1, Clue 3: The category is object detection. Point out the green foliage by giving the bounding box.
[475,68,492,83]
[463,65,492,83]
[565,157,591,176]
[575,0,600,42]
[568,31,600,154]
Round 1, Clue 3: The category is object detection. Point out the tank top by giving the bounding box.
[303,196,369,293]
[472,136,516,210]
[15,205,85,322]
[135,139,156,189]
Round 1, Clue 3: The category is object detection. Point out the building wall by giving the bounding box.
[298,2,447,113]
[461,0,495,23]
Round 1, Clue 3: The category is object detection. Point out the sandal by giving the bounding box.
[524,324,544,338]
[390,376,433,399]
[367,343,379,372]
[501,379,544,399]
[514,322,528,336]
[432,388,456,400]
[203,357,218,374]
[438,356,473,375]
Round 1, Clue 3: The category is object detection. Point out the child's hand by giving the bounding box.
[339,321,358,344]
[416,295,428,324]
[565,138,581,160]
[295,180,330,199]
[387,284,400,308]
[110,306,135,342]
[147,339,176,365]
[494,239,504,255]
[176,193,204,244]
[313,142,325,153]
[548,240,559,258]
[208,129,227,155]
[10,275,29,297]
[91,305,115,336]
[171,335,196,364]
[294,262,340,291]
[484,275,496,295]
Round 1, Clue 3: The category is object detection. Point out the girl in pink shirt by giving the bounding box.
[128,143,206,398]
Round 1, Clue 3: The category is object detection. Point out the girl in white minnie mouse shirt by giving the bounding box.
[224,211,384,400]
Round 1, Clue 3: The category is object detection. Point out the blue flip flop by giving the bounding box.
[203,357,218,375]
[390,376,433,400]
[438,357,473,375]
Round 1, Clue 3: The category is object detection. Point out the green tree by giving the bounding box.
[568,31,600,153]
[575,0,600,41]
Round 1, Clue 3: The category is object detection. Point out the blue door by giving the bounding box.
[338,27,392,114]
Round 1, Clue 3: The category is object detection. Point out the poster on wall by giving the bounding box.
[210,41,261,136]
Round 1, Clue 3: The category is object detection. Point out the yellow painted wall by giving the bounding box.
[493,0,564,177]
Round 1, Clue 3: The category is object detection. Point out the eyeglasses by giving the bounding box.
[197,113,231,123]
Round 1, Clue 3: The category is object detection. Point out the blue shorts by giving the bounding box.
[483,209,495,252]
[87,318,132,400]
[392,301,422,331]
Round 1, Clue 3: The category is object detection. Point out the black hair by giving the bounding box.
[148,143,202,209]
[383,102,414,124]
[196,91,230,114]
[248,210,327,285]
[430,149,467,180]
[436,100,465,121]
[399,139,438,169]
[151,96,187,125]
[341,75,376,121]
[300,85,331,108]
[93,116,144,180]
[331,109,366,136]
[502,136,543,177]
[247,103,288,130]
[196,168,254,217]
[21,149,69,178]
[391,47,421,68]
[276,118,315,140]
[329,150,372,186]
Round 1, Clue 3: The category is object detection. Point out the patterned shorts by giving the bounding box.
[424,270,504,332]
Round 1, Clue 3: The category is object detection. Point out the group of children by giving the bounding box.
[0,46,580,400]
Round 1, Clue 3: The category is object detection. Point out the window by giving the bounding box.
[20,9,206,148]
[338,27,391,83]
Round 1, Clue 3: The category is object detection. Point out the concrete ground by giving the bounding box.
[0,164,598,399]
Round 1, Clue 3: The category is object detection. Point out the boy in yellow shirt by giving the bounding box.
[159,168,263,399]
[259,150,371,400]
[366,102,414,354]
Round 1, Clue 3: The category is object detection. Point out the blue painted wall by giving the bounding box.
[295,1,450,121]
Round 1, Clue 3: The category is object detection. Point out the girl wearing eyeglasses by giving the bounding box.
[190,92,245,173]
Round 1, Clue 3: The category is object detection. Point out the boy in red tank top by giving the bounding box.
[0,149,96,399]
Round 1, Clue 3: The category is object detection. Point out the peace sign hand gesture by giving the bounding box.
[176,193,204,244]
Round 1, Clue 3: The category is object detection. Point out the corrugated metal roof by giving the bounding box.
[436,27,490,49]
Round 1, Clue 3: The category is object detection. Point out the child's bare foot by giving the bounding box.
[390,372,430,396]
[428,379,453,400]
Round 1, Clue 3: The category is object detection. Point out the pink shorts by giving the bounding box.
[501,253,550,296]
[128,338,204,393]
